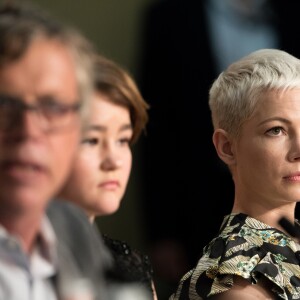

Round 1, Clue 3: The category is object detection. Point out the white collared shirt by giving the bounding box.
[0,217,58,300]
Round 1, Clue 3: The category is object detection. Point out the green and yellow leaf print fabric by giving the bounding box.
[170,213,300,300]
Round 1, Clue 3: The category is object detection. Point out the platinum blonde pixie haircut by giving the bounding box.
[209,48,300,137]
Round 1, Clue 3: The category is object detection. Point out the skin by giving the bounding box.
[213,88,300,298]
[61,92,133,220]
[0,38,81,253]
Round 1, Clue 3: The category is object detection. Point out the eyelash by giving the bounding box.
[81,138,98,145]
[118,138,131,145]
[81,137,132,146]
[266,126,285,136]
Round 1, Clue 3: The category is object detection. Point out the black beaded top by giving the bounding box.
[102,234,154,294]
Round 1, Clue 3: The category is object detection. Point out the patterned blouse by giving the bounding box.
[169,213,300,300]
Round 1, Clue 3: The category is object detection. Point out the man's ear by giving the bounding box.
[212,129,236,166]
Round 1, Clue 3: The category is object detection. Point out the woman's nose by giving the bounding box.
[287,135,300,161]
[101,147,122,171]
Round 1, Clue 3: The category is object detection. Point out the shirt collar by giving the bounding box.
[30,216,58,278]
[0,215,58,278]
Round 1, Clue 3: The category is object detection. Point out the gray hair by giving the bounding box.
[209,48,300,137]
[0,1,95,127]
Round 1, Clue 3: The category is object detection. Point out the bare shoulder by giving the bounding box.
[209,276,277,300]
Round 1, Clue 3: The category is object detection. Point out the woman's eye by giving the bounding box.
[81,138,99,145]
[266,126,284,136]
[118,138,131,145]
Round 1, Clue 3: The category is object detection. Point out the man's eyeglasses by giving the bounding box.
[0,94,81,131]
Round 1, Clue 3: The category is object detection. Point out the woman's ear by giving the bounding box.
[212,129,236,166]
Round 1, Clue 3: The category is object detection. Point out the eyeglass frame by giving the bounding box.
[0,94,82,132]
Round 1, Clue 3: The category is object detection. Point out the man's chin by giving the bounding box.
[0,187,52,215]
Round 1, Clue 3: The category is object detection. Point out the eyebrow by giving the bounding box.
[0,93,76,104]
[87,124,132,132]
[258,116,291,126]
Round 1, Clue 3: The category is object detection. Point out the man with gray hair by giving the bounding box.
[0,2,111,299]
